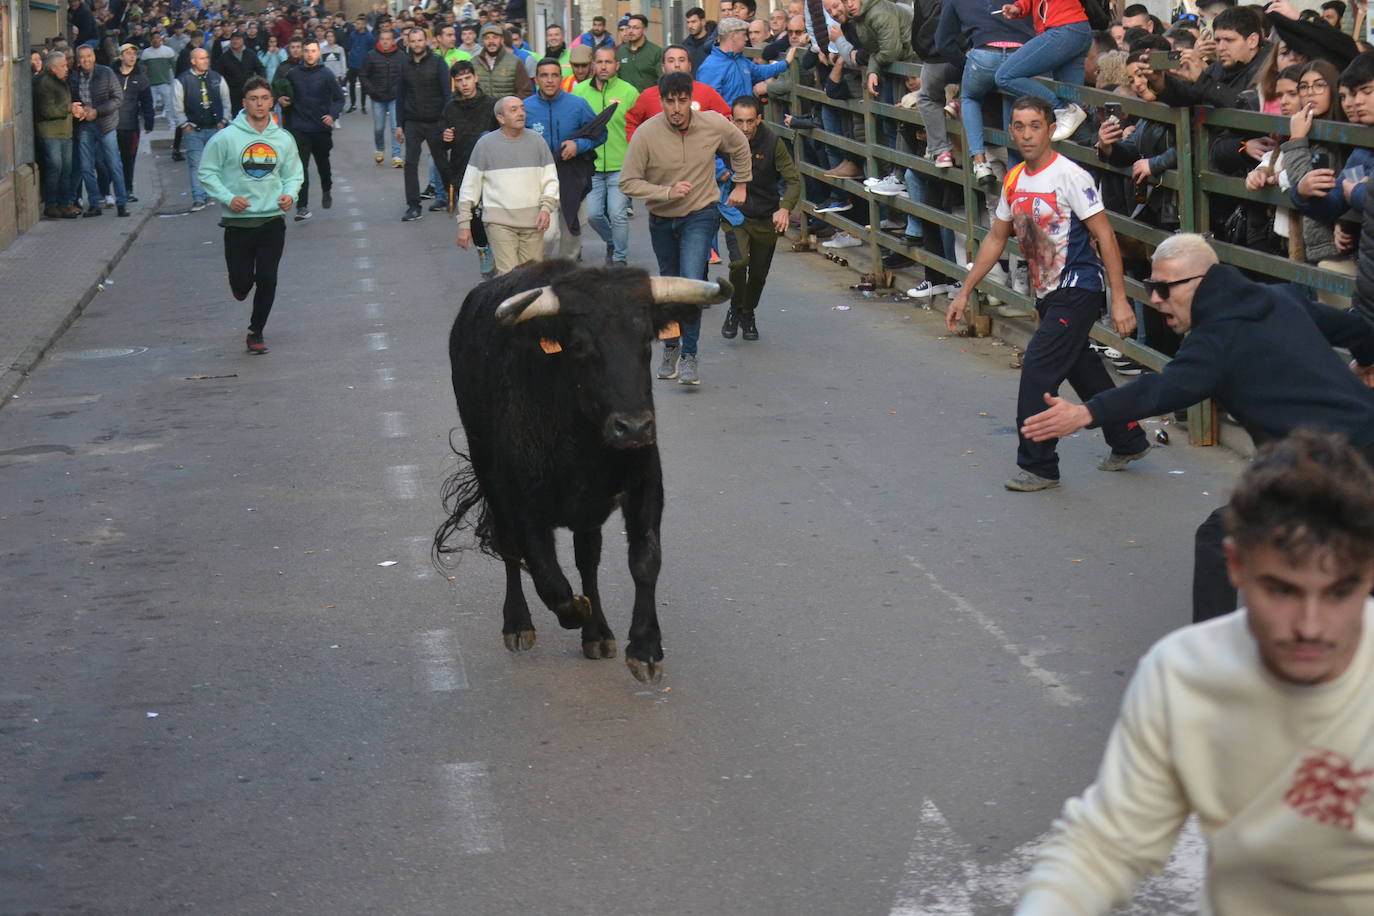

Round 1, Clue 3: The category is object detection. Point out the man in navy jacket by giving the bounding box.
[283,38,345,220]
[1022,234,1374,623]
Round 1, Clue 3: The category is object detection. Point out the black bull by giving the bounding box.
[435,260,733,683]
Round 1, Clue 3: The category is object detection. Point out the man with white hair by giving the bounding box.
[454,95,558,275]
[1022,233,1374,623]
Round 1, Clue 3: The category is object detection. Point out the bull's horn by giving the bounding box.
[495,286,560,324]
[648,276,731,306]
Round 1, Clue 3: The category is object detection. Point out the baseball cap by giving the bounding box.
[118,42,139,54]
[479,22,503,37]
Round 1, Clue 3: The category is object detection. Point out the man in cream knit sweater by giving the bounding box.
[1017,429,1374,914]
[455,95,558,276]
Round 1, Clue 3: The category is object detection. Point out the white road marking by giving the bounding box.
[438,762,504,854]
[353,237,368,249]
[360,277,377,293]
[355,256,373,270]
[889,799,1204,915]
[416,628,467,690]
[348,207,362,217]
[375,367,396,390]
[809,473,1080,707]
[408,535,434,579]
[381,411,406,438]
[350,220,366,232]
[367,332,389,351]
[364,302,383,319]
[386,465,420,500]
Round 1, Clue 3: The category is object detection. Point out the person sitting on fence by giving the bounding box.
[993,0,1094,143]
[908,0,959,171]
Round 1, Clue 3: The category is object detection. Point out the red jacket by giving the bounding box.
[625,81,730,140]
[272,16,299,47]
[1007,0,1087,34]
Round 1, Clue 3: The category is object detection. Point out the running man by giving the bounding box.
[197,76,304,354]
[620,71,751,386]
[946,94,1147,490]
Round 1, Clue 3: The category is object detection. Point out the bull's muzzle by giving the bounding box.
[604,411,656,448]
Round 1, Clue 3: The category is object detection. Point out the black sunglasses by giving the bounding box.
[1143,275,1205,298]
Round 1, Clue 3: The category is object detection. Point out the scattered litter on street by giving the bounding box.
[146,712,159,718]
[1168,470,1186,475]
[832,305,850,311]
[377,560,398,567]
[185,374,238,380]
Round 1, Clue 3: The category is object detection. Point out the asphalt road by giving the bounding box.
[1,124,1246,915]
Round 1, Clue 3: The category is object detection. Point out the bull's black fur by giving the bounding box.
[435,259,712,682]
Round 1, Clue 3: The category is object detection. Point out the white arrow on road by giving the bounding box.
[889,799,1205,915]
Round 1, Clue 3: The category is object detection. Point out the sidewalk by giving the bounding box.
[0,128,172,407]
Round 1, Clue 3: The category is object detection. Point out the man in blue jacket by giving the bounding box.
[1021,234,1374,624]
[696,18,788,105]
[344,16,374,113]
[283,39,344,220]
[524,56,604,259]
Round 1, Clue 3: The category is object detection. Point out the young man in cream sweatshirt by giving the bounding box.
[1017,428,1374,914]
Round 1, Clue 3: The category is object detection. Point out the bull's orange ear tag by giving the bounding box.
[658,322,681,340]
[539,337,563,354]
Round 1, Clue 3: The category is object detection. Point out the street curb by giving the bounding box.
[0,150,167,409]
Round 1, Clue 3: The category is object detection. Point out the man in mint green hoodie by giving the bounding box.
[198,76,305,355]
[572,46,638,265]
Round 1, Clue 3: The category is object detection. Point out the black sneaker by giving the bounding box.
[116,205,130,217]
[294,208,312,221]
[882,250,914,269]
[246,332,269,354]
[127,194,139,203]
[420,185,436,200]
[740,313,759,341]
[171,151,185,162]
[402,205,423,221]
[321,191,332,209]
[428,199,449,212]
[721,308,739,339]
[83,206,101,217]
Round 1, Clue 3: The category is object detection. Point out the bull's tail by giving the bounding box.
[434,439,501,565]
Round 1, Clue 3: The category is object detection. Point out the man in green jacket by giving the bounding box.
[197,77,304,355]
[720,95,800,342]
[573,46,640,265]
[33,52,81,218]
[615,14,662,91]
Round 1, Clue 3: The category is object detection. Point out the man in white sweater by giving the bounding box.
[1017,428,1374,915]
[455,95,558,276]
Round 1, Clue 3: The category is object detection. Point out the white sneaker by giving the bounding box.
[879,217,904,230]
[1051,104,1087,142]
[869,175,907,197]
[973,161,997,186]
[813,200,852,213]
[907,281,951,298]
[821,232,863,249]
[863,176,884,187]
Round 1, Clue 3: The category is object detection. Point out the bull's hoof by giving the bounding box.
[554,595,592,629]
[625,655,664,684]
[503,628,536,651]
[582,638,617,660]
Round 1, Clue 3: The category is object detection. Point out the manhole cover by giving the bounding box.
[58,347,148,360]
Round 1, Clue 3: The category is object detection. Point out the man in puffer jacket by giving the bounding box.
[69,44,127,216]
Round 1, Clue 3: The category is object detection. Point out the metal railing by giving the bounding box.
[760,52,1374,446]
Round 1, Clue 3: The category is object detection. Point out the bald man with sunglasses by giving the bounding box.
[1022,233,1374,624]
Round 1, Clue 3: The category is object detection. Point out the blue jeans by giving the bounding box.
[963,47,1018,158]
[994,21,1090,109]
[372,99,400,157]
[182,126,217,204]
[587,170,629,262]
[40,136,76,207]
[648,206,717,357]
[79,126,126,207]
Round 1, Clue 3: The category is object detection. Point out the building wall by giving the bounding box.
[1,0,44,252]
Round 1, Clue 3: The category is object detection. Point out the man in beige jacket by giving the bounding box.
[620,71,751,386]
